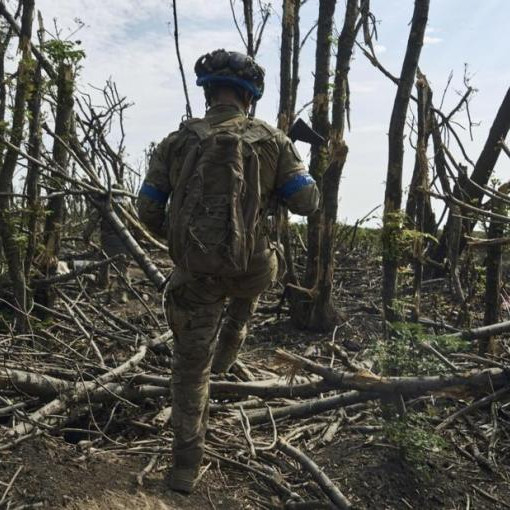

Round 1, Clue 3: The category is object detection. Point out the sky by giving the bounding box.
[32,0,510,225]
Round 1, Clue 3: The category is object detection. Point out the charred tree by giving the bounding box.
[231,0,270,58]
[303,0,336,289]
[243,0,254,56]
[24,15,44,279]
[404,75,435,238]
[278,0,296,134]
[409,72,431,321]
[305,0,361,330]
[289,0,301,118]
[481,189,507,355]
[0,13,12,169]
[39,63,74,308]
[289,0,362,331]
[289,0,336,328]
[381,0,429,327]
[0,0,35,330]
[277,0,299,285]
[432,87,510,268]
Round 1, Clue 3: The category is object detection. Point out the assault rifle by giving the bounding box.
[288,118,325,146]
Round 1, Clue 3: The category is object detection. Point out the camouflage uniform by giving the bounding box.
[138,104,319,488]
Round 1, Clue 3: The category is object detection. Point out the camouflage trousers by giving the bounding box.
[165,248,278,470]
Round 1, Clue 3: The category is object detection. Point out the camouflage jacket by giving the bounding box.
[138,104,320,239]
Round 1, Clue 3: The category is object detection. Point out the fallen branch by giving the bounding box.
[246,391,375,425]
[448,320,510,341]
[11,344,147,436]
[132,374,335,400]
[276,349,508,395]
[277,439,352,509]
[0,368,168,404]
[31,254,125,285]
[436,386,510,431]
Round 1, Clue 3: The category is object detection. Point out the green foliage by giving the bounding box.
[372,322,469,377]
[384,412,447,474]
[434,333,470,353]
[43,39,85,66]
[352,226,381,254]
[382,209,438,262]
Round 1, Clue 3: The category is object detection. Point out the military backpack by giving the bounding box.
[168,118,267,275]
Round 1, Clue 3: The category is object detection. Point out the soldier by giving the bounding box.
[138,49,319,493]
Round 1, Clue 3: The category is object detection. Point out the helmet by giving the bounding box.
[195,49,265,101]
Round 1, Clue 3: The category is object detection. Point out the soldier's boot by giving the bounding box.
[211,321,248,374]
[169,468,199,494]
[169,417,205,493]
[170,380,210,494]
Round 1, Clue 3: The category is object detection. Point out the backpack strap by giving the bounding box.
[181,118,212,141]
[242,120,275,145]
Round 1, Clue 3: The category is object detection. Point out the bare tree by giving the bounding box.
[39,63,74,309]
[277,0,300,286]
[431,87,510,267]
[230,0,271,58]
[289,0,364,331]
[381,0,429,328]
[0,0,35,329]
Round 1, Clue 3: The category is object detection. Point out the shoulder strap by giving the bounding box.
[242,120,276,145]
[181,118,212,141]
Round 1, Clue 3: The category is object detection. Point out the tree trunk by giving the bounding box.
[242,0,254,57]
[24,47,43,279]
[381,0,429,327]
[0,20,12,169]
[278,0,295,133]
[278,0,299,285]
[304,0,360,331]
[410,72,431,321]
[303,0,336,290]
[290,0,301,118]
[431,87,510,268]
[481,191,506,355]
[0,0,35,330]
[289,0,336,329]
[40,63,74,309]
[404,79,435,237]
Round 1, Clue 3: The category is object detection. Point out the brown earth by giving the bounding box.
[2,241,510,509]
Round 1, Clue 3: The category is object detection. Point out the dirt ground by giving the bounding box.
[2,405,509,509]
[2,242,510,509]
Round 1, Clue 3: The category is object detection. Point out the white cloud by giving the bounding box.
[424,36,442,45]
[350,81,377,94]
[33,0,244,158]
[374,44,387,54]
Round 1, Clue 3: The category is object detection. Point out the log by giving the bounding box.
[449,320,510,341]
[11,345,147,435]
[0,369,168,404]
[211,379,335,400]
[246,391,375,425]
[91,199,166,289]
[276,349,508,395]
[1,369,334,403]
[132,374,336,400]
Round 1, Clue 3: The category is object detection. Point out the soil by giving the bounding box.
[0,437,244,509]
[2,242,510,509]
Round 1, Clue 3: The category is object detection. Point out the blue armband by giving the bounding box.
[140,183,169,204]
[277,174,315,200]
